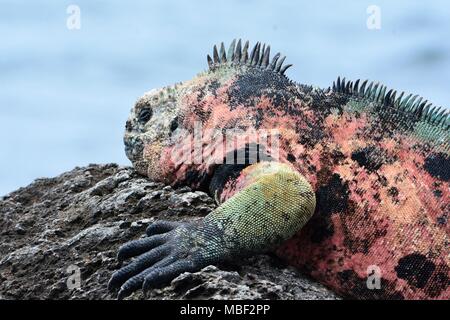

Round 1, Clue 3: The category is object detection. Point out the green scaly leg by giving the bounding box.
[108,161,316,299]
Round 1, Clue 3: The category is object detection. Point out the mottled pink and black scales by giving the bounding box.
[135,41,449,299]
[172,56,449,299]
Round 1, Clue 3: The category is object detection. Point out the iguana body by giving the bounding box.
[109,40,449,299]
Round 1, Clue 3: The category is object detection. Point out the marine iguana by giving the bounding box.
[108,39,449,300]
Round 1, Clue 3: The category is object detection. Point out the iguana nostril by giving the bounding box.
[125,120,133,132]
[138,108,153,123]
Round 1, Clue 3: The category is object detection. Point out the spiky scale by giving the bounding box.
[235,39,242,62]
[254,42,261,66]
[213,45,220,63]
[346,81,352,94]
[377,85,386,103]
[365,82,374,98]
[433,108,446,124]
[390,91,398,105]
[384,89,394,104]
[438,110,448,126]
[400,94,413,110]
[422,103,432,119]
[341,78,346,93]
[427,106,438,121]
[249,42,258,65]
[370,83,380,100]
[411,97,423,114]
[207,54,213,68]
[227,39,236,62]
[336,76,341,92]
[275,56,286,72]
[444,114,450,129]
[431,107,442,123]
[270,53,281,70]
[405,95,419,112]
[242,40,249,63]
[359,80,368,95]
[220,42,227,63]
[258,44,266,67]
[280,64,293,75]
[414,100,427,117]
[262,45,271,68]
[395,92,405,107]
[364,82,374,98]
[353,79,360,92]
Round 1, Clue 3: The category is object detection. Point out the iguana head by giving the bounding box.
[124,83,183,180]
[124,39,300,185]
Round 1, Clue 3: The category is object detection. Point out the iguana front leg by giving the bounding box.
[108,161,316,299]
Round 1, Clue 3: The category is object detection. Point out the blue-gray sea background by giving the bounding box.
[1,0,449,195]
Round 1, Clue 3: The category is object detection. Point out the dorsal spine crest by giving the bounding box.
[207,39,293,76]
[332,76,449,130]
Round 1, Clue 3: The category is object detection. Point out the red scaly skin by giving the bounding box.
[124,41,449,299]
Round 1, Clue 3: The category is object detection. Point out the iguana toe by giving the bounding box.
[116,255,179,300]
[108,245,170,291]
[116,235,168,261]
[145,220,181,236]
[142,259,197,293]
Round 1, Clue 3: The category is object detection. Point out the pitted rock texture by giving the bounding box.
[0,164,338,300]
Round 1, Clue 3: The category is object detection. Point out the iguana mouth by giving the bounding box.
[124,134,144,163]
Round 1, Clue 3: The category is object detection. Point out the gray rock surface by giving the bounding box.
[0,164,339,300]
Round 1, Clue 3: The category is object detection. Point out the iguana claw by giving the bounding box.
[108,220,218,299]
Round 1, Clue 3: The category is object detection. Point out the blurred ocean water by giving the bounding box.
[0,0,449,195]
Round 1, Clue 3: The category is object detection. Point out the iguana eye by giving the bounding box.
[138,108,152,123]
[170,117,179,132]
